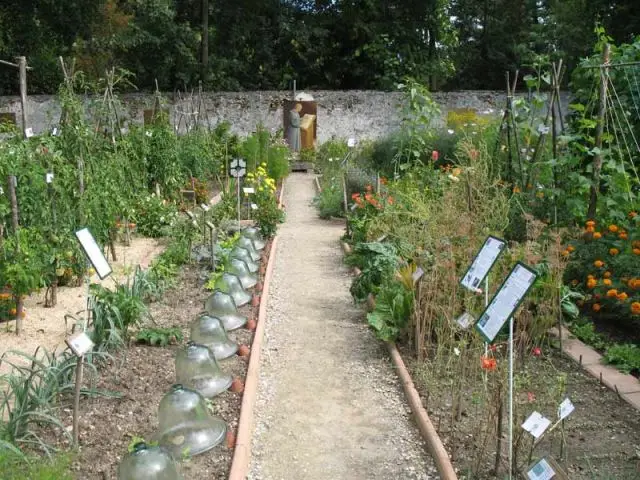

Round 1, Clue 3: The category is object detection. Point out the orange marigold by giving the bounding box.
[587,274,595,280]
[592,303,602,312]
[586,226,595,233]
[603,279,612,286]
[617,292,629,301]
[633,241,640,248]
[586,220,596,227]
[633,248,640,255]
[608,224,619,233]
[619,232,628,240]
[610,248,619,256]
[594,260,604,268]
[631,302,640,315]
[567,245,575,252]
[606,289,618,298]
[604,271,612,278]
[593,232,602,239]
[587,278,598,289]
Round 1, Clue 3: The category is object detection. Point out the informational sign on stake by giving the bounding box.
[557,398,575,421]
[46,172,54,184]
[475,262,537,343]
[230,158,247,226]
[522,411,552,439]
[66,331,94,357]
[412,267,424,284]
[25,127,34,138]
[526,458,556,480]
[243,187,255,194]
[184,210,195,220]
[347,137,356,148]
[455,312,475,330]
[460,235,506,292]
[200,203,210,212]
[74,228,112,280]
[66,330,94,446]
[250,203,258,210]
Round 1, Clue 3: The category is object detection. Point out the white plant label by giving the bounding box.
[25,127,34,138]
[243,187,255,194]
[475,263,537,342]
[52,127,58,136]
[74,228,112,280]
[527,458,556,480]
[350,202,358,211]
[185,211,195,220]
[46,173,54,184]
[376,234,388,243]
[558,398,575,420]
[460,235,506,292]
[66,331,94,357]
[251,203,258,210]
[347,138,356,147]
[412,267,425,284]
[456,312,476,330]
[200,203,210,212]
[522,411,552,439]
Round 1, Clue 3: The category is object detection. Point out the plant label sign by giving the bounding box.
[46,172,54,184]
[200,203,210,212]
[243,187,255,194]
[412,266,424,284]
[251,203,258,210]
[460,235,506,292]
[557,398,575,420]
[456,312,476,330]
[74,228,112,280]
[205,221,216,231]
[52,127,58,136]
[230,158,247,178]
[25,127,34,138]
[522,411,551,439]
[66,331,94,357]
[185,210,195,220]
[475,262,537,342]
[526,458,556,480]
[347,138,356,147]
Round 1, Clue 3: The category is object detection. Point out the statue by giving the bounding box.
[287,103,302,153]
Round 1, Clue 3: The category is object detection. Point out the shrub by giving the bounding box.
[313,183,344,219]
[131,194,179,238]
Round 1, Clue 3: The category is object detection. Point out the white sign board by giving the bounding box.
[347,138,356,147]
[412,267,424,284]
[200,203,210,212]
[251,203,258,210]
[460,236,506,292]
[25,127,34,138]
[46,172,54,184]
[65,331,94,357]
[52,127,58,136]
[243,187,255,194]
[74,228,112,280]
[456,312,476,330]
[475,263,537,342]
[527,458,556,480]
[557,398,575,420]
[522,411,551,439]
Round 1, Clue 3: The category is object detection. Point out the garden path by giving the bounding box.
[248,173,438,480]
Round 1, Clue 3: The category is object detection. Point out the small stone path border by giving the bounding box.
[227,180,286,480]
[549,325,640,410]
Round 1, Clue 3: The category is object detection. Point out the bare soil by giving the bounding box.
[401,343,640,480]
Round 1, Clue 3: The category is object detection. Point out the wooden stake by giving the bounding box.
[7,175,23,334]
[72,356,84,446]
[587,43,611,219]
[17,57,28,139]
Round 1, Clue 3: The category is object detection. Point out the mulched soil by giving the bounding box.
[49,239,272,479]
[400,343,640,480]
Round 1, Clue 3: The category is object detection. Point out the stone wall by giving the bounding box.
[0,90,570,143]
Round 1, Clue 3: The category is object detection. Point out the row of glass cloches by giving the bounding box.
[118,227,266,479]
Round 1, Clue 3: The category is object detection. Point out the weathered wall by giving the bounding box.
[0,90,570,143]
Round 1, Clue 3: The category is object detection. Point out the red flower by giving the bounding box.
[527,392,536,403]
[481,355,497,371]
[351,193,361,201]
[532,347,542,357]
[432,150,439,161]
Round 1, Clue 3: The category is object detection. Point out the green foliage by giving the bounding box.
[132,194,179,238]
[0,449,73,480]
[366,279,414,342]
[135,327,183,347]
[347,242,400,302]
[569,320,608,351]
[313,184,344,220]
[604,343,640,374]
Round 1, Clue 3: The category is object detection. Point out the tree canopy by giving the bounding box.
[0,0,638,94]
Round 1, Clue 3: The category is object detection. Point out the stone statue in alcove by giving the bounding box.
[287,103,302,153]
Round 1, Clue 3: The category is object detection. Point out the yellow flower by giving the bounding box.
[609,248,619,256]
[608,224,618,233]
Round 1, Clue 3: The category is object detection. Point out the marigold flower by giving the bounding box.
[594,260,604,268]
[603,279,612,286]
[567,245,575,252]
[609,248,619,256]
[606,289,618,298]
[587,274,595,280]
[481,356,497,371]
[593,303,602,312]
[561,250,570,257]
[586,226,595,233]
[631,302,640,315]
[604,271,612,278]
[634,241,640,249]
[617,292,628,301]
[586,220,596,227]
[513,186,521,193]
[593,232,602,239]
[587,278,598,289]
[633,248,640,255]
[608,224,618,233]
[619,232,628,240]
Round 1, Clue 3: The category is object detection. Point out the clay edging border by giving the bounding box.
[339,240,458,480]
[228,178,285,480]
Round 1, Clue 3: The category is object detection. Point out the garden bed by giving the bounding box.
[35,237,274,479]
[400,343,640,479]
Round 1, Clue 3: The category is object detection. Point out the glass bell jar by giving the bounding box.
[204,290,247,331]
[190,311,238,360]
[230,247,259,273]
[241,227,266,251]
[227,258,258,289]
[237,236,261,261]
[155,384,227,458]
[117,442,182,480]
[175,342,233,398]
[214,273,251,307]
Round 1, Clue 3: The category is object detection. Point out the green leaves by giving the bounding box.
[135,327,183,347]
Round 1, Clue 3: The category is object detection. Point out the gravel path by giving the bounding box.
[248,173,438,480]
